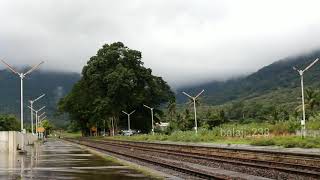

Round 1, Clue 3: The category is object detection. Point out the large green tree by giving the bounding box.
[59,42,174,135]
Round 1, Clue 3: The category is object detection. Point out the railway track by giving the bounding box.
[65,138,320,179]
[64,138,229,179]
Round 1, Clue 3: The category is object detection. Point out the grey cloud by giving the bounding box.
[1,0,320,88]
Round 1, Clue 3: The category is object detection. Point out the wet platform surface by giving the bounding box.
[0,139,152,179]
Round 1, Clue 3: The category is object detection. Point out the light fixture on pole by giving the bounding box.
[143,104,155,135]
[28,106,45,137]
[29,94,45,134]
[122,110,135,131]
[182,89,205,134]
[40,116,47,121]
[38,112,46,124]
[293,58,319,138]
[2,60,44,132]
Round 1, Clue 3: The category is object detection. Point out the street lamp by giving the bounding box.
[28,106,45,137]
[143,104,155,135]
[122,110,135,131]
[38,113,46,126]
[38,112,46,125]
[1,60,44,132]
[29,94,45,134]
[182,89,205,134]
[40,116,47,122]
[293,58,319,138]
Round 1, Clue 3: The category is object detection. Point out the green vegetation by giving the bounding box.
[40,119,54,137]
[106,120,320,148]
[57,43,320,149]
[171,51,320,139]
[177,50,320,106]
[58,42,174,136]
[0,114,20,131]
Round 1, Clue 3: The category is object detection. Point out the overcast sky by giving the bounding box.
[1,0,320,88]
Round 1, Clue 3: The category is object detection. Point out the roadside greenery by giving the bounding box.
[40,119,54,137]
[105,118,320,148]
[0,114,20,131]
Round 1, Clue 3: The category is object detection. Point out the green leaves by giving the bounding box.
[59,42,174,134]
[0,115,20,131]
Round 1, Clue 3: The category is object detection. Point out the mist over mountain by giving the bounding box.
[0,69,80,127]
[1,49,320,127]
[177,50,320,105]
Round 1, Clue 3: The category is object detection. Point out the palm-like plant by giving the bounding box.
[305,88,320,111]
[295,88,320,117]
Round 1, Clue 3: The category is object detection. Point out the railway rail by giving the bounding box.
[64,138,320,179]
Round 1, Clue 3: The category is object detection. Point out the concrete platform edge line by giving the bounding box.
[61,139,180,180]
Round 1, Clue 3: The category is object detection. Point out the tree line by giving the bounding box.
[164,87,320,133]
[58,42,320,136]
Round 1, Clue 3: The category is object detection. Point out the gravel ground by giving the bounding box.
[84,146,204,180]
[66,138,319,180]
[86,140,319,180]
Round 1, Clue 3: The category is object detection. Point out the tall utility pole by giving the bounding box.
[30,94,45,134]
[103,120,106,136]
[182,90,205,134]
[2,60,44,132]
[122,110,135,131]
[28,106,45,137]
[293,58,319,138]
[143,104,155,135]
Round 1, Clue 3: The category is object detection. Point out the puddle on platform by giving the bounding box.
[0,139,155,179]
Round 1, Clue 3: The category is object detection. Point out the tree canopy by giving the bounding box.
[0,115,20,131]
[59,42,174,135]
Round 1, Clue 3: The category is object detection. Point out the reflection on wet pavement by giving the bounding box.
[0,139,153,179]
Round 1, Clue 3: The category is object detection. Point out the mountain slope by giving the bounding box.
[0,69,81,127]
[177,50,320,105]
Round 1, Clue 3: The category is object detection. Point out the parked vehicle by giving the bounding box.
[121,129,140,136]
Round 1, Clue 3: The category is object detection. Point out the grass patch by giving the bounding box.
[104,120,320,149]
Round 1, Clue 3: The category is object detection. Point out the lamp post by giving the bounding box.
[28,106,45,137]
[143,104,155,135]
[38,112,46,125]
[182,90,205,134]
[122,110,135,131]
[40,116,47,122]
[293,58,319,138]
[29,94,45,134]
[1,60,44,132]
[38,114,46,139]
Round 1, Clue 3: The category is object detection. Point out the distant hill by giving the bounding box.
[3,49,320,128]
[0,69,80,127]
[177,50,320,106]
